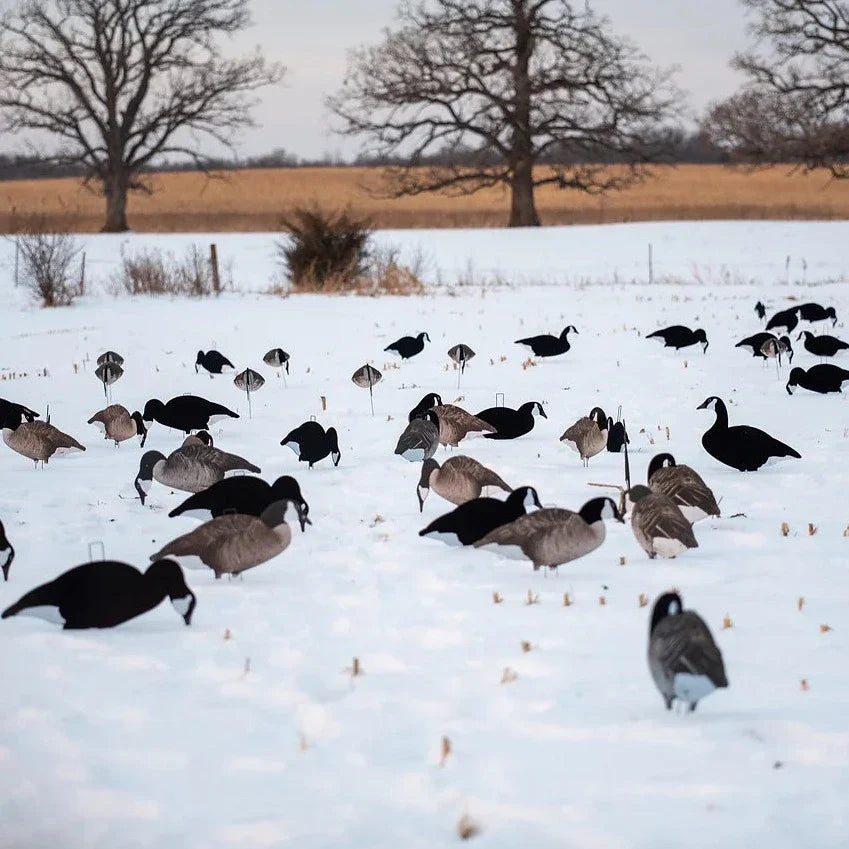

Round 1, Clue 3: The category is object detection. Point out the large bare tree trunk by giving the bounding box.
[509,157,540,227]
[103,171,130,232]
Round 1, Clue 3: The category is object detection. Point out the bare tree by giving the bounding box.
[329,0,680,227]
[705,0,849,176]
[0,0,283,232]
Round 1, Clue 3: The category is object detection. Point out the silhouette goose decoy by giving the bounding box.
[697,396,800,471]
[352,364,382,415]
[766,307,799,334]
[95,361,123,400]
[385,332,430,359]
[647,453,720,523]
[417,456,511,511]
[797,302,837,326]
[281,421,340,468]
[151,499,299,579]
[0,399,39,423]
[143,395,239,433]
[448,344,475,387]
[514,325,578,358]
[135,444,261,505]
[0,520,14,581]
[395,410,440,462]
[87,404,147,446]
[476,401,546,440]
[419,486,542,546]
[648,591,728,712]
[560,407,608,466]
[2,559,196,629]
[196,349,235,376]
[786,364,849,395]
[263,348,290,381]
[796,331,849,359]
[234,368,264,417]
[755,301,766,320]
[2,410,85,467]
[626,485,698,559]
[97,351,124,366]
[474,497,623,571]
[646,325,708,352]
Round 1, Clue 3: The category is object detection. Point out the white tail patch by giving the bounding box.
[653,537,690,558]
[208,414,231,424]
[91,421,107,434]
[53,446,84,457]
[171,596,193,617]
[477,542,527,562]
[673,672,716,704]
[679,505,709,523]
[17,605,65,626]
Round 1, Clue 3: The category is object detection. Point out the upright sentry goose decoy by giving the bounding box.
[797,302,837,325]
[281,421,340,468]
[766,307,799,334]
[417,456,511,511]
[1,560,196,629]
[395,410,440,462]
[0,399,39,423]
[626,485,698,559]
[797,331,849,359]
[95,361,123,400]
[474,497,623,571]
[143,395,239,433]
[560,407,608,466]
[263,348,290,377]
[134,444,261,505]
[515,326,578,358]
[647,454,720,523]
[196,350,235,376]
[385,332,430,360]
[646,326,708,352]
[2,411,85,467]
[87,404,147,446]
[419,486,542,546]
[0,520,14,581]
[648,592,728,712]
[755,301,766,320]
[786,364,849,395]
[477,402,546,440]
[697,396,801,471]
[151,500,299,579]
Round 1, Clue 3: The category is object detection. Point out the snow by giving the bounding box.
[1,221,848,848]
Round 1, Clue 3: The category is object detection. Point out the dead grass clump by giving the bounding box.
[17,230,84,307]
[113,245,224,296]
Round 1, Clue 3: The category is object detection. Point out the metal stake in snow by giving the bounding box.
[88,540,105,562]
[495,391,505,408]
[448,344,475,389]
[234,368,265,419]
[352,364,382,416]
[648,243,653,284]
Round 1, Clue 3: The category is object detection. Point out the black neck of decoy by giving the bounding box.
[650,592,683,634]
[1,411,23,431]
[147,560,196,625]
[647,452,675,481]
[589,407,607,428]
[698,397,728,428]
[326,427,341,465]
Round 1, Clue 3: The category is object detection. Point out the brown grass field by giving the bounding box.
[1,164,848,232]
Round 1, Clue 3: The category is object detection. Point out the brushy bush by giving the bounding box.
[17,230,83,307]
[113,244,225,296]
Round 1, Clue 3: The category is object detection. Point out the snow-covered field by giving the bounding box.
[1,222,848,848]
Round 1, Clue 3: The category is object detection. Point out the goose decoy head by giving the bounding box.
[134,450,166,505]
[694,329,709,352]
[270,476,310,530]
[194,430,214,447]
[627,484,652,503]
[650,591,684,634]
[131,412,148,447]
[508,486,542,512]
[796,331,812,342]
[142,399,164,422]
[589,407,607,429]
[417,458,440,511]
[827,307,838,325]
[0,521,13,582]
[778,336,794,363]
[561,325,579,338]
[418,332,431,343]
[697,396,722,413]
[579,497,624,524]
[409,393,442,420]
[647,453,676,481]
[194,351,205,373]
[147,559,196,625]
[786,367,804,395]
[326,427,341,466]
[521,401,547,419]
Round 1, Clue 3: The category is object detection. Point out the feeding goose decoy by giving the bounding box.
[181,431,213,448]
[134,444,261,505]
[2,560,195,629]
[474,497,623,571]
[647,454,720,523]
[0,520,14,581]
[234,368,265,417]
[648,591,728,712]
[755,301,766,320]
[419,486,542,546]
[281,421,340,468]
[515,325,578,358]
[195,349,235,376]
[735,332,778,358]
[2,410,85,467]
[697,396,801,471]
[476,401,546,440]
[263,348,290,379]
[448,344,475,386]
[142,395,239,433]
[766,307,799,334]
[646,326,708,352]
[417,456,511,511]
[95,361,123,400]
[385,332,430,360]
[151,499,299,579]
[786,364,849,395]
[87,404,147,446]
[0,399,39,423]
[796,331,849,359]
[408,395,495,444]
[395,410,440,461]
[626,485,698,559]
[560,407,608,466]
[352,364,382,415]
[797,302,837,325]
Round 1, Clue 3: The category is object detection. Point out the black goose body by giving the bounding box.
[646,325,708,352]
[735,332,777,358]
[0,520,14,581]
[514,326,578,357]
[0,399,39,423]
[755,301,766,320]
[797,331,849,359]
[385,332,430,359]
[195,350,235,375]
[786,364,849,395]
[143,395,239,433]
[797,303,837,325]
[697,396,801,471]
[281,421,340,468]
[419,486,542,546]
[1,560,196,629]
[476,402,546,440]
[766,307,799,334]
[408,392,443,422]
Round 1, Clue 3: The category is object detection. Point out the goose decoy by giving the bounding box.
[474,497,623,571]
[394,410,440,461]
[169,475,310,530]
[626,485,698,559]
[514,325,578,358]
[606,412,630,453]
[647,453,720,523]
[281,421,340,468]
[385,332,430,360]
[766,335,794,364]
[796,331,849,359]
[755,301,766,320]
[735,332,778,359]
[263,348,290,377]
[181,431,213,448]
[417,456,511,511]
[2,410,85,467]
[2,560,195,629]
[195,349,235,376]
[95,361,123,400]
[97,351,124,366]
[646,325,708,352]
[142,395,239,433]
[134,444,261,505]
[151,500,298,579]
[0,520,14,581]
[476,401,546,440]
[559,407,608,466]
[648,592,728,711]
[448,344,475,386]
[233,368,265,417]
[0,399,39,423]
[786,364,849,395]
[434,405,496,446]
[697,396,800,471]
[87,404,147,446]
[766,307,799,334]
[408,392,443,422]
[419,486,542,546]
[352,364,382,415]
[797,302,837,326]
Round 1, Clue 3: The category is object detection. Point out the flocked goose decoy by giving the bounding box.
[474,497,623,571]
[735,332,778,358]
[514,325,578,358]
[0,520,14,581]
[1,560,196,629]
[281,421,340,468]
[385,332,430,360]
[408,395,495,443]
[394,410,440,462]
[2,410,85,467]
[87,404,147,446]
[697,396,800,471]
[263,348,290,377]
[786,364,849,395]
[417,456,511,511]
[766,307,799,334]
[796,331,849,359]
[0,399,39,423]
[647,454,720,523]
[419,486,542,546]
[648,591,728,712]
[477,401,546,440]
[143,395,239,433]
[195,349,235,376]
[626,485,698,559]
[797,302,837,325]
[560,407,608,466]
[646,326,708,352]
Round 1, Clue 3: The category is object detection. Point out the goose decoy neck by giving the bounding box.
[650,591,683,634]
[0,523,13,582]
[508,486,542,511]
[194,351,205,372]
[147,559,196,625]
[561,325,578,338]
[194,430,213,446]
[411,393,442,419]
[589,407,607,428]
[647,453,676,480]
[135,450,166,505]
[417,459,439,510]
[697,396,728,427]
[260,498,296,530]
[326,427,341,466]
[142,399,164,422]
[418,332,431,342]
[786,367,804,394]
[797,331,811,341]
[626,484,652,503]
[827,307,837,324]
[520,401,546,418]
[130,412,148,446]
[579,497,623,524]
[694,329,709,350]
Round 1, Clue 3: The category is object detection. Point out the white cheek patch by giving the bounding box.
[171,596,193,617]
[53,447,83,457]
[180,508,213,522]
[673,673,716,704]
[679,505,708,523]
[524,492,539,511]
[284,441,300,455]
[137,478,153,495]
[91,421,107,434]
[19,605,66,626]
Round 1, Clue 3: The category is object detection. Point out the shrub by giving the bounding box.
[113,244,225,296]
[17,230,83,307]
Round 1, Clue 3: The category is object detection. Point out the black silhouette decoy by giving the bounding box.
[515,326,578,358]
[476,401,546,440]
[0,399,39,423]
[786,364,849,395]
[385,332,430,359]
[143,395,239,433]
[408,393,443,422]
[281,421,340,468]
[766,307,799,334]
[755,301,766,320]
[646,325,708,352]
[797,303,837,326]
[196,350,235,376]
[796,331,849,359]
[0,520,14,581]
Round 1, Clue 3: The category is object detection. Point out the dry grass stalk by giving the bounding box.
[722,615,733,630]
[439,736,451,767]
[843,526,849,537]
[808,523,817,536]
[820,624,833,633]
[599,595,607,606]
[457,814,481,841]
[619,555,626,566]
[520,641,532,653]
[492,591,503,604]
[800,679,809,691]
[781,522,790,537]
[500,667,518,684]
[639,593,649,608]
[223,628,232,641]
[525,590,540,606]
[798,596,805,611]
[563,592,572,607]
[351,657,362,677]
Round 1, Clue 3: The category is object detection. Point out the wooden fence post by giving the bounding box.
[210,243,221,294]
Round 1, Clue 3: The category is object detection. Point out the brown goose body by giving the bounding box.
[417,456,511,510]
[560,407,608,466]
[628,485,698,559]
[3,417,85,464]
[87,405,146,446]
[647,454,720,523]
[433,404,496,446]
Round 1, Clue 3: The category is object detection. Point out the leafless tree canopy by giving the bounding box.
[0,0,283,231]
[329,0,680,226]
